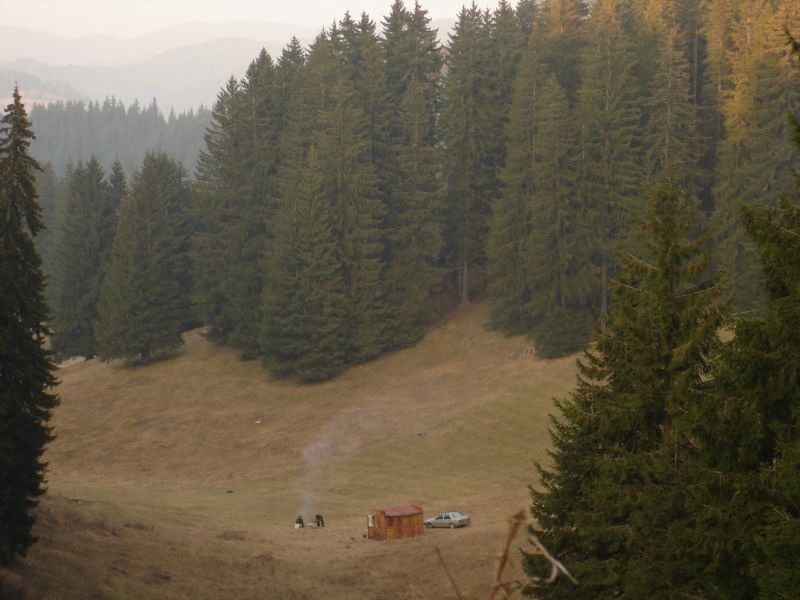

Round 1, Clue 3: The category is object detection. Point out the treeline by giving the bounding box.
[525,38,800,597]
[527,172,800,598]
[40,153,194,362]
[189,0,799,369]
[41,0,800,378]
[28,98,211,177]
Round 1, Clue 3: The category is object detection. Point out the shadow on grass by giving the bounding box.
[118,345,185,368]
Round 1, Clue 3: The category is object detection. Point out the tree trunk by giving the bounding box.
[460,252,470,305]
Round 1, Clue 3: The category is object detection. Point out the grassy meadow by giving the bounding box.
[10,303,578,599]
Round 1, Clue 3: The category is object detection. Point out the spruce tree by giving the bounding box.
[32,161,57,261]
[260,147,348,381]
[540,0,588,105]
[340,11,392,180]
[315,77,388,362]
[382,80,444,347]
[740,195,800,598]
[95,152,188,362]
[107,159,126,217]
[441,3,498,303]
[491,0,527,129]
[634,0,701,186]
[50,158,114,357]
[577,0,643,317]
[191,50,280,356]
[712,1,800,310]
[526,176,722,598]
[525,75,595,357]
[704,41,800,595]
[191,78,248,344]
[0,87,58,563]
[487,21,548,334]
[382,0,444,346]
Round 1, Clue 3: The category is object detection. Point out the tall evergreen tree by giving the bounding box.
[340,11,392,183]
[260,146,349,381]
[516,0,540,39]
[487,21,547,335]
[191,59,281,357]
[526,177,722,598]
[95,152,189,361]
[32,161,58,261]
[315,77,388,362]
[382,0,444,346]
[0,87,58,563]
[383,1,443,175]
[441,3,499,303]
[382,80,444,346]
[190,78,248,345]
[50,158,115,357]
[740,197,800,599]
[634,0,701,186]
[577,0,643,317]
[491,0,528,129]
[540,0,588,105]
[525,75,595,356]
[703,39,800,595]
[488,20,595,355]
[107,160,126,216]
[713,2,800,310]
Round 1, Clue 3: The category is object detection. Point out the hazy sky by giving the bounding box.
[3,0,478,38]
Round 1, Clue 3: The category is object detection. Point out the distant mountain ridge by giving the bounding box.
[0,71,87,107]
[4,39,274,112]
[0,22,319,66]
[1,18,455,112]
[1,22,318,112]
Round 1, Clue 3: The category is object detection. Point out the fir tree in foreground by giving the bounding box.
[0,88,58,563]
[707,39,800,594]
[95,152,190,362]
[741,199,800,599]
[525,176,722,598]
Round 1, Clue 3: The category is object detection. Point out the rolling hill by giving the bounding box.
[4,303,578,599]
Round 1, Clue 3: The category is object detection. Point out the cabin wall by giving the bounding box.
[367,511,424,540]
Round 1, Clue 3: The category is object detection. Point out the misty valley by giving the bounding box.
[2,1,800,599]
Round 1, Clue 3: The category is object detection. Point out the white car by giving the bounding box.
[424,511,470,528]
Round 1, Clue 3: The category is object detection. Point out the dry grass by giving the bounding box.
[14,302,578,599]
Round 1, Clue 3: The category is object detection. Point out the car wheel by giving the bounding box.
[449,523,455,529]
[425,523,431,528]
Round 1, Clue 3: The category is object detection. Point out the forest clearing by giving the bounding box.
[10,303,576,599]
[4,1,800,597]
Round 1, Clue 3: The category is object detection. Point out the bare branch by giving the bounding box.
[489,510,527,600]
[489,511,578,599]
[527,532,579,586]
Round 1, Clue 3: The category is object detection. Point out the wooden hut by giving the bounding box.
[367,504,424,540]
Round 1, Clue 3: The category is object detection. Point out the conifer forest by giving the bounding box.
[35,0,799,375]
[4,0,800,596]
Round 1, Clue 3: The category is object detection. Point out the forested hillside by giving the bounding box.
[28,99,210,176]
[38,0,800,377]
[6,2,800,597]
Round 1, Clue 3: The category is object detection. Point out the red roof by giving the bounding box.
[375,504,423,517]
